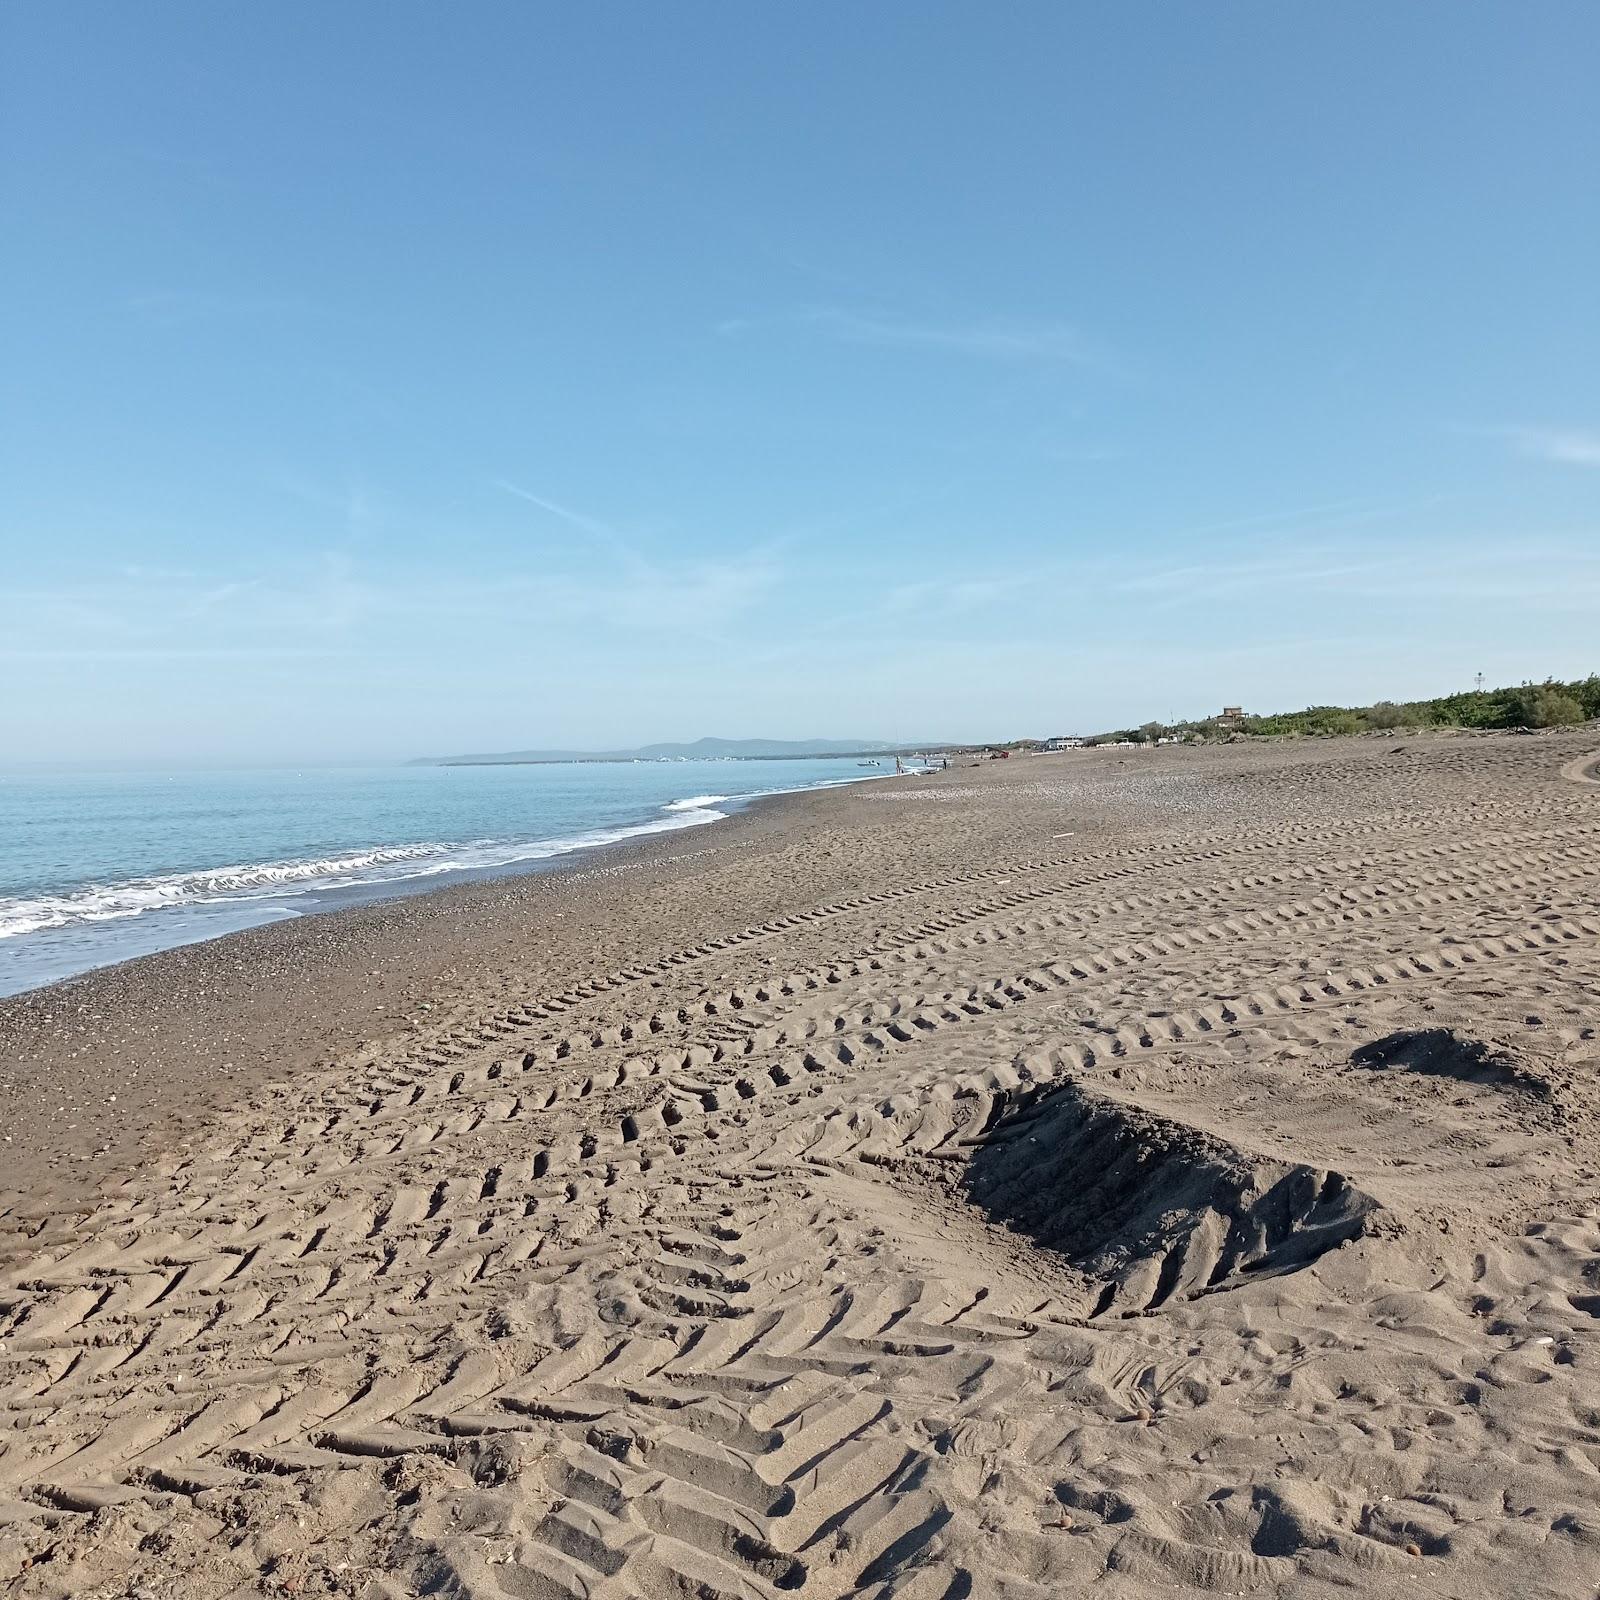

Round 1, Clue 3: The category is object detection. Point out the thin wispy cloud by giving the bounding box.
[118,563,204,582]
[1169,496,1404,540]
[797,573,1019,643]
[1114,538,1600,612]
[4,564,373,649]
[187,579,262,616]
[1,646,352,662]
[1109,496,1454,604]
[494,479,652,574]
[881,576,1021,617]
[273,473,383,541]
[1497,425,1600,467]
[3,538,784,664]
[806,310,1096,364]
[720,308,1127,376]
[1115,550,1402,601]
[491,481,786,644]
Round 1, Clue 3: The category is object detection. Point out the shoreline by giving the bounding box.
[0,765,948,1209]
[4,731,1594,1216]
[4,732,1593,1219]
[0,764,913,1001]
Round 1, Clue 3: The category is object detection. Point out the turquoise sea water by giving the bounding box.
[0,758,890,996]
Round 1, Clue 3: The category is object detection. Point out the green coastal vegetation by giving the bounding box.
[1085,675,1600,747]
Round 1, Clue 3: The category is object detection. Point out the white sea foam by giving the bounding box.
[0,802,733,941]
[0,768,905,950]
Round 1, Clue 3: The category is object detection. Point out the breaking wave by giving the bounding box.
[0,802,731,941]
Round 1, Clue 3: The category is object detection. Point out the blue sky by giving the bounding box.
[3,3,1597,762]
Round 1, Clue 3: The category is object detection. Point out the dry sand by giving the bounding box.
[2,731,1599,1598]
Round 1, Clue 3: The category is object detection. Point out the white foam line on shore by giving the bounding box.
[0,766,923,944]
[0,808,724,940]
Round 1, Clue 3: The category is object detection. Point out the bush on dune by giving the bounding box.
[1364,700,1422,731]
[1087,673,1597,744]
[1514,683,1585,728]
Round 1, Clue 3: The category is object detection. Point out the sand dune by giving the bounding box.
[2,731,1598,1597]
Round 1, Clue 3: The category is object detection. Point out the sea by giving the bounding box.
[0,757,895,998]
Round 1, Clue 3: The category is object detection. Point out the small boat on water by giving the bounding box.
[857,759,882,767]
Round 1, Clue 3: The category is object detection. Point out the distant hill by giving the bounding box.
[415,736,916,765]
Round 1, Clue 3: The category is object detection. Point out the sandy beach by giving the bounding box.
[3,731,1599,1598]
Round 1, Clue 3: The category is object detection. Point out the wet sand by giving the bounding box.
[3,730,1599,1597]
